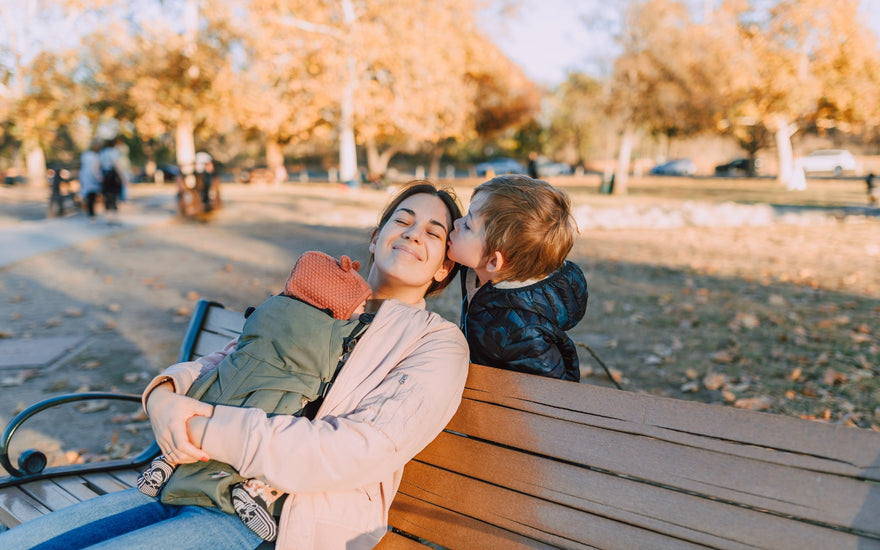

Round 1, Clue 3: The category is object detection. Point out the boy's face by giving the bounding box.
[448,191,490,271]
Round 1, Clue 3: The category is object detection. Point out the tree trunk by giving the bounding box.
[364,137,399,181]
[266,139,286,184]
[339,0,358,186]
[428,143,443,180]
[612,125,635,195]
[774,117,795,188]
[339,80,358,185]
[24,140,46,187]
[176,111,196,186]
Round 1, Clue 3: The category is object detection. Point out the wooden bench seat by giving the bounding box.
[2,300,879,549]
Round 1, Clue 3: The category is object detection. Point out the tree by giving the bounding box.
[605,0,715,194]
[547,72,607,168]
[0,0,96,185]
[700,0,880,187]
[248,0,536,183]
[79,1,236,178]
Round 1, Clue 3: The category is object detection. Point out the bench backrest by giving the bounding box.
[188,300,880,549]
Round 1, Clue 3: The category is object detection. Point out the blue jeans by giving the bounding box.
[0,488,264,549]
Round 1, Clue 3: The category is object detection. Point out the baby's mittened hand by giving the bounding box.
[136,455,176,497]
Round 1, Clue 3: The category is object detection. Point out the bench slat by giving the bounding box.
[81,472,132,495]
[18,479,81,513]
[415,431,872,550]
[52,475,105,502]
[109,468,141,488]
[449,396,880,537]
[0,485,51,528]
[399,461,712,550]
[462,364,880,480]
[375,529,447,550]
[202,305,248,337]
[191,331,235,360]
[386,493,564,550]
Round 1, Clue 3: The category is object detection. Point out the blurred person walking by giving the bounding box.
[99,139,125,225]
[79,140,103,222]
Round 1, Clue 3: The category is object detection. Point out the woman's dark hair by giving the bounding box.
[374,180,462,297]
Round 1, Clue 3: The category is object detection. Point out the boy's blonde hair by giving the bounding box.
[474,175,577,282]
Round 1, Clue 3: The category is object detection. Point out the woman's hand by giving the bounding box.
[146,383,213,464]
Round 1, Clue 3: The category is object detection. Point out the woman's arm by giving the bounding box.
[199,324,469,494]
[141,337,237,463]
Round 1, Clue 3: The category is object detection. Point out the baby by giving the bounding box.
[137,251,373,542]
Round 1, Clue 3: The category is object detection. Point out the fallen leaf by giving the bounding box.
[784,390,797,400]
[75,400,109,413]
[722,390,736,402]
[768,294,786,306]
[851,332,871,344]
[681,380,700,393]
[187,290,200,301]
[64,308,83,317]
[703,372,728,391]
[822,369,847,386]
[44,317,62,328]
[107,303,121,312]
[789,367,802,381]
[80,360,101,370]
[65,451,84,465]
[710,350,735,364]
[734,396,772,410]
[685,368,699,380]
[733,312,760,330]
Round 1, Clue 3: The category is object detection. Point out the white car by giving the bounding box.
[798,149,857,176]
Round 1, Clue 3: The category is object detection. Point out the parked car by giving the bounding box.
[537,160,573,177]
[797,149,857,176]
[714,158,762,177]
[474,157,525,177]
[649,159,696,177]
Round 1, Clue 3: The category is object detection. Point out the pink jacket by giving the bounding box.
[144,299,469,549]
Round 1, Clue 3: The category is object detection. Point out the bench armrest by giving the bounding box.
[0,392,160,489]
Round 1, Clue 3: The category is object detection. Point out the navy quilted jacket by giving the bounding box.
[459,261,588,381]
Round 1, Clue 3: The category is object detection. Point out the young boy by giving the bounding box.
[447,175,588,381]
[137,251,373,542]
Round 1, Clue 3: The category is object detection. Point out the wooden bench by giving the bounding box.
[2,300,879,549]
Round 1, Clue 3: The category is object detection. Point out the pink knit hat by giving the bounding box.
[284,251,372,320]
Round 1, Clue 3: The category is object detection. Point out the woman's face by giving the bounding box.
[368,193,454,303]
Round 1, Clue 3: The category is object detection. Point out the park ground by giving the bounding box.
[0,174,878,474]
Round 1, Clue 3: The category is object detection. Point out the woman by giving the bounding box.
[1,182,468,550]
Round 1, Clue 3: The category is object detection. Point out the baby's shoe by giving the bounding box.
[136,455,175,497]
[231,480,280,542]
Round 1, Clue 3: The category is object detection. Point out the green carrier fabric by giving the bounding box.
[160,295,371,513]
